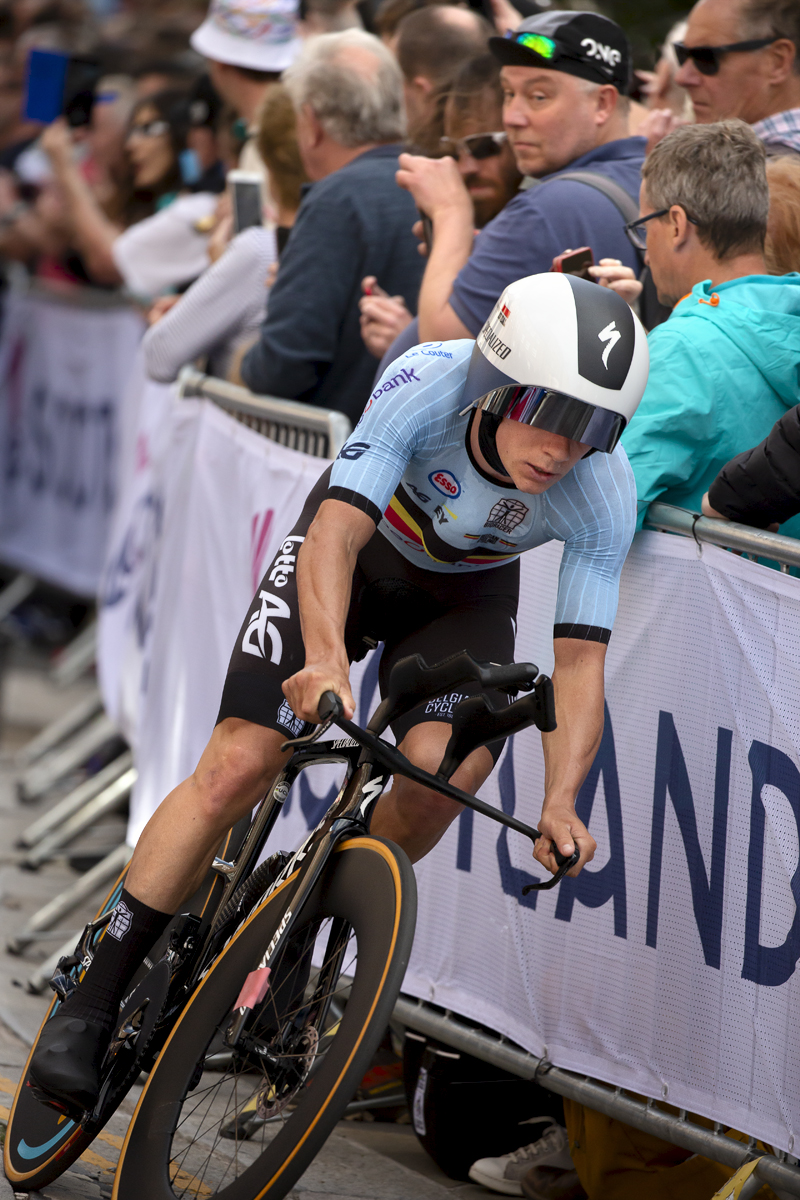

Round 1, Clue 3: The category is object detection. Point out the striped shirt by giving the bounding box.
[329,340,636,639]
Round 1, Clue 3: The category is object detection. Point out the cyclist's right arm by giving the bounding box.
[284,499,376,722]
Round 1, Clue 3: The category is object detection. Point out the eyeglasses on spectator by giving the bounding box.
[439,132,507,162]
[127,119,171,140]
[673,37,776,75]
[625,208,699,252]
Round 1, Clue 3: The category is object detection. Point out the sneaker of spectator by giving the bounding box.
[620,119,800,547]
[675,0,800,157]
[191,0,303,186]
[395,10,643,344]
[394,4,491,154]
[468,1120,573,1196]
[359,51,520,360]
[240,29,423,421]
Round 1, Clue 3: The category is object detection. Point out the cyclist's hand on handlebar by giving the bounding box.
[282,662,355,723]
[534,801,596,878]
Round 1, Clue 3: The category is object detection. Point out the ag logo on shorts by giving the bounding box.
[485,497,528,534]
[242,590,291,664]
[428,469,461,499]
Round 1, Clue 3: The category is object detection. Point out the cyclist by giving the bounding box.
[30,271,648,1114]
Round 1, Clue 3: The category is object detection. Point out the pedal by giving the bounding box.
[25,1077,82,1122]
[48,952,82,1002]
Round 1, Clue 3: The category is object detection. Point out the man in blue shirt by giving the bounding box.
[395,10,644,343]
[241,31,423,423]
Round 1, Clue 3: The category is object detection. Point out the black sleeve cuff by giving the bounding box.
[553,623,611,645]
[327,485,382,526]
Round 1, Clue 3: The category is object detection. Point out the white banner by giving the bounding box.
[407,535,800,1156]
[97,394,800,1151]
[0,289,144,596]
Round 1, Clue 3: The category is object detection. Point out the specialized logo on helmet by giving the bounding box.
[598,320,621,369]
[497,303,511,327]
[485,498,528,533]
[480,324,512,361]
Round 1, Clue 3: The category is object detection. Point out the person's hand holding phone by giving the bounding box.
[588,258,643,307]
[40,117,75,173]
[396,153,472,240]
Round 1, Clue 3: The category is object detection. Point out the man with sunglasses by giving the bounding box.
[675,0,800,156]
[395,11,644,348]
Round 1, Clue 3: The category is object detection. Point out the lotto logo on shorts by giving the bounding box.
[277,699,305,737]
[107,900,133,941]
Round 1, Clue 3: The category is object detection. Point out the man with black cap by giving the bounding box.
[396,10,645,344]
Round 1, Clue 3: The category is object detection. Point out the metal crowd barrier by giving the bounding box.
[645,501,800,571]
[395,996,799,1198]
[393,504,800,1198]
[177,366,352,460]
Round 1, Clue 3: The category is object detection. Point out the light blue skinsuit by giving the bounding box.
[621,274,800,540]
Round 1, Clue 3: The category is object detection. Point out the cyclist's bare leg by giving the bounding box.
[370,721,493,863]
[124,718,290,913]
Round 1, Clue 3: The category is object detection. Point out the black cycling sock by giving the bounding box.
[61,889,172,1032]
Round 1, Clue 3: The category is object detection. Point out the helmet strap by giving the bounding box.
[477,411,511,478]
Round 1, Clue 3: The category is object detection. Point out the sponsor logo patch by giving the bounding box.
[581,36,621,66]
[369,366,420,403]
[485,497,529,534]
[276,699,305,737]
[419,342,453,359]
[107,900,133,941]
[428,469,461,499]
[424,691,466,717]
[479,325,512,361]
[598,320,621,370]
[497,303,510,327]
[242,590,291,663]
[338,441,370,461]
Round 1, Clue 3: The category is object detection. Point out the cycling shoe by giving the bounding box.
[28,1012,109,1118]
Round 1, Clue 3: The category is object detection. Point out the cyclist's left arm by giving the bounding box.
[534,447,636,877]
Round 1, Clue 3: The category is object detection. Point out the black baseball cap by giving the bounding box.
[489,11,632,95]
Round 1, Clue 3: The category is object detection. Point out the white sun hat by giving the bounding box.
[190,0,303,73]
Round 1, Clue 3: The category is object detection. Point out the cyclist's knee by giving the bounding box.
[191,718,285,825]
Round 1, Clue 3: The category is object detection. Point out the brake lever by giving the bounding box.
[522,844,580,892]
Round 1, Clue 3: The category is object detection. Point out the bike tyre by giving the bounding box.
[3,821,248,1191]
[111,836,416,1200]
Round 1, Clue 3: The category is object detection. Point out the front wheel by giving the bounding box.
[112,836,417,1200]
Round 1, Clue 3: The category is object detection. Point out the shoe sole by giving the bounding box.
[467,1166,524,1196]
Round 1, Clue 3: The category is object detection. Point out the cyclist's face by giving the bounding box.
[495,419,589,493]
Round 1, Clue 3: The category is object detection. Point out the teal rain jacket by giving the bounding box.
[621,274,800,540]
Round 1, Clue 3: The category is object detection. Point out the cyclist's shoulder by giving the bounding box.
[362,339,473,427]
[548,444,636,526]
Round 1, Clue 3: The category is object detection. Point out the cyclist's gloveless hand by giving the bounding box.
[282,660,355,724]
[533,801,596,878]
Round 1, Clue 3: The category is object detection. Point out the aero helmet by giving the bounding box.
[461,272,649,454]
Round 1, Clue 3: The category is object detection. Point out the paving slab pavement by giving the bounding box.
[0,646,493,1199]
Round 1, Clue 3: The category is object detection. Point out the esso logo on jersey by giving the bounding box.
[429,470,461,499]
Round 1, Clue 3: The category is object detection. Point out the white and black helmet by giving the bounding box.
[462,272,649,454]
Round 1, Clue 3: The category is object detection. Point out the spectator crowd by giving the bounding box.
[1,0,800,1196]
